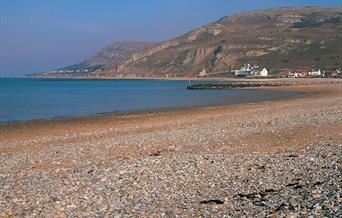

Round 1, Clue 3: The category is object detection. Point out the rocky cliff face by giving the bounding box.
[35,7,342,78]
[105,7,341,77]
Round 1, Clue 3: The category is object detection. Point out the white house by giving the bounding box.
[288,72,302,78]
[259,68,269,77]
[259,67,268,76]
[308,69,324,77]
[198,69,207,77]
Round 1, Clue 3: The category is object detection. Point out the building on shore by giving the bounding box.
[331,69,341,78]
[258,68,269,77]
[234,64,254,76]
[234,64,268,77]
[288,71,303,78]
[308,69,325,77]
[198,69,207,77]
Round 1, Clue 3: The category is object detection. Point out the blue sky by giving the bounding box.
[1,0,341,76]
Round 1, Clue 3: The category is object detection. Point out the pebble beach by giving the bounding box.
[0,81,341,217]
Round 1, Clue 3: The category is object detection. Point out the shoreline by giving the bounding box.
[2,77,339,126]
[0,87,301,126]
[0,82,338,148]
[0,84,313,142]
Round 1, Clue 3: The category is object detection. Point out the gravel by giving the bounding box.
[0,84,341,217]
[0,143,341,217]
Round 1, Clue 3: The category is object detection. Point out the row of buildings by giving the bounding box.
[288,69,341,78]
[198,64,269,78]
[198,64,341,78]
[47,69,90,74]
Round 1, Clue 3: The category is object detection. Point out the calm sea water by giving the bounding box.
[0,78,296,123]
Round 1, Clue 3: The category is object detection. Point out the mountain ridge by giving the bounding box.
[31,6,342,78]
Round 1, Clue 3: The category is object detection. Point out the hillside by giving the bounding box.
[76,41,156,67]
[34,41,156,76]
[33,7,342,78]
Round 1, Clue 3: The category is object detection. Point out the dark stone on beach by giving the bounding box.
[199,199,225,205]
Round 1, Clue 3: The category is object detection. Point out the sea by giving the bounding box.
[0,78,297,123]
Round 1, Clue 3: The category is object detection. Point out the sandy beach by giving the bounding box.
[0,80,341,217]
